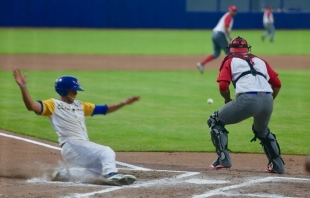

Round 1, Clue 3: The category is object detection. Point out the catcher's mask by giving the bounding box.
[55,76,84,96]
[228,36,251,53]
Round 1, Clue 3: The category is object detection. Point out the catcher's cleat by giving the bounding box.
[106,172,136,185]
[210,157,232,170]
[211,158,220,167]
[196,63,204,74]
[265,166,276,173]
[265,162,278,173]
[210,164,231,170]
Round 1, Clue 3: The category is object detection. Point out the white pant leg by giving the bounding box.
[61,139,118,176]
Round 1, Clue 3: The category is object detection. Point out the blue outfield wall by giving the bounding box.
[0,0,310,29]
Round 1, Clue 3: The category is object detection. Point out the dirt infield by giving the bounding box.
[1,54,310,71]
[1,54,310,197]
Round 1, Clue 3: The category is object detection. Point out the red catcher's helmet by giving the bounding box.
[228,36,250,53]
[229,5,238,12]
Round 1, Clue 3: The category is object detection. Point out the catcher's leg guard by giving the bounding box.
[207,111,232,168]
[251,126,285,174]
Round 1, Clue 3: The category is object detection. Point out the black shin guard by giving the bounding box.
[251,126,285,173]
[208,112,231,167]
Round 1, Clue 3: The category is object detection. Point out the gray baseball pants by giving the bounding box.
[262,23,275,42]
[218,92,273,137]
[212,31,230,58]
[211,92,285,173]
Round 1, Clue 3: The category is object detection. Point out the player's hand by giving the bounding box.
[124,96,141,105]
[224,98,232,104]
[13,68,27,87]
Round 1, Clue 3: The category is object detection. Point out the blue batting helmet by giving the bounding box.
[55,76,84,96]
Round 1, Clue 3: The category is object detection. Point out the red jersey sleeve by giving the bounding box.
[263,59,282,88]
[217,58,232,83]
[224,14,232,27]
[219,81,230,91]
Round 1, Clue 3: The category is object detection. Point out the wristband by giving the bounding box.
[20,84,27,88]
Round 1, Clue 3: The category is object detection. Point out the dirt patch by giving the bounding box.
[1,54,309,71]
[1,54,309,197]
[1,131,309,197]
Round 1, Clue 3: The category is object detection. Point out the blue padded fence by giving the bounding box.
[0,0,310,29]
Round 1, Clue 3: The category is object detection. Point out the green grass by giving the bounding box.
[1,28,309,155]
[0,28,310,55]
[1,70,310,155]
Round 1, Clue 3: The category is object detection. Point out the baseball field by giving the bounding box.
[0,28,310,197]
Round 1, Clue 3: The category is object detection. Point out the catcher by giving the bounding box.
[207,36,285,174]
[13,68,140,185]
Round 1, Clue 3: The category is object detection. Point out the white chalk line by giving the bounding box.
[0,132,147,170]
[221,192,299,198]
[1,131,310,198]
[185,178,229,184]
[192,177,310,198]
[66,172,200,198]
[118,167,188,173]
[0,132,62,151]
[35,173,201,198]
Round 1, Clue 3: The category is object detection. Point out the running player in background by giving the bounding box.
[196,5,238,74]
[261,6,275,43]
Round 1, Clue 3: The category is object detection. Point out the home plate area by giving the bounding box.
[25,167,310,198]
[1,132,309,198]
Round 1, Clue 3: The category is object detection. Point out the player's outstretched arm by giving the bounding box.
[107,96,141,113]
[13,68,42,113]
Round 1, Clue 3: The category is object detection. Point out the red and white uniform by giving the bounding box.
[263,9,274,25]
[217,55,280,95]
[213,12,234,33]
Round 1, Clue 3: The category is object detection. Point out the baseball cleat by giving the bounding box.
[50,168,70,182]
[265,160,284,174]
[261,36,265,42]
[210,164,231,170]
[265,166,277,173]
[106,172,136,185]
[196,63,204,74]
